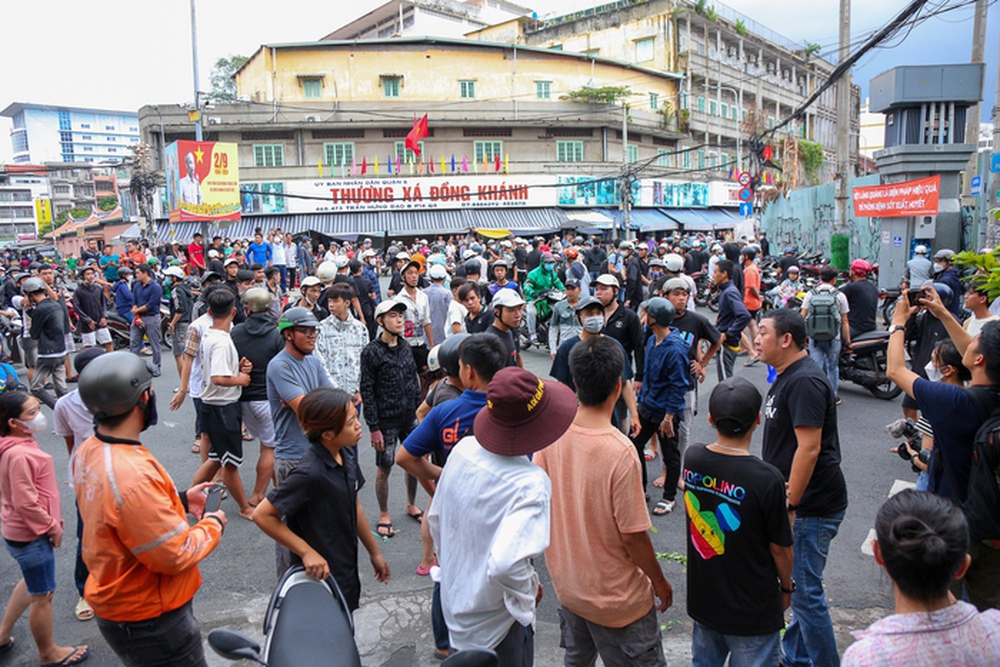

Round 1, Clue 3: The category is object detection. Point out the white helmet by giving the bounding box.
[333,255,349,269]
[914,245,928,255]
[316,261,337,283]
[664,253,685,273]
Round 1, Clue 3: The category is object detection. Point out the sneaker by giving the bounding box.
[835,395,842,406]
[140,348,153,356]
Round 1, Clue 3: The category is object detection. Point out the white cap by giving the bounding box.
[491,289,526,308]
[428,264,448,280]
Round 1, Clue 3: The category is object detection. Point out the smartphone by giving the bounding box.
[907,289,923,307]
[204,484,225,514]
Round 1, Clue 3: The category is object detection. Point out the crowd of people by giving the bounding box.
[0,226,998,667]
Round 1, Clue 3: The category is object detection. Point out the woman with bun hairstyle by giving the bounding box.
[843,490,1000,665]
[0,391,89,665]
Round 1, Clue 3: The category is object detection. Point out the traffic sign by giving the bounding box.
[738,187,753,202]
[738,171,751,187]
[992,153,1000,173]
[739,202,752,217]
[971,175,981,196]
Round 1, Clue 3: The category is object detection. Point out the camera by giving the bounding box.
[886,418,928,473]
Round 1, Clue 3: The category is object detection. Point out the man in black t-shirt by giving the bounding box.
[839,260,879,338]
[685,377,793,664]
[486,289,524,368]
[756,309,847,667]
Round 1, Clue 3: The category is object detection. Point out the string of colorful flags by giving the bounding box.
[317,152,511,177]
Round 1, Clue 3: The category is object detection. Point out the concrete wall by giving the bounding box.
[759,174,880,261]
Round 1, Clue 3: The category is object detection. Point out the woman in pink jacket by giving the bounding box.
[0,391,89,666]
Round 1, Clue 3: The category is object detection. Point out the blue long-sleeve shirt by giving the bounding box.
[714,280,750,347]
[637,330,689,420]
[247,241,272,265]
[132,279,163,316]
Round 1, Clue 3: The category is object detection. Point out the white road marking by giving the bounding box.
[861,479,917,555]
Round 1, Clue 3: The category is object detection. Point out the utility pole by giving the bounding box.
[961,0,988,207]
[621,97,630,242]
[834,0,851,237]
[190,0,203,142]
[989,21,1000,247]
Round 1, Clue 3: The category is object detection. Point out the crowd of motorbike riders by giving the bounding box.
[0,224,997,667]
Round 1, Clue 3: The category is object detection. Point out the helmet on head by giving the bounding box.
[78,351,154,420]
[645,297,676,327]
[542,252,556,263]
[427,344,443,373]
[117,267,133,276]
[564,247,579,260]
[933,249,955,262]
[662,277,690,293]
[924,281,954,306]
[664,254,684,273]
[618,241,635,251]
[316,261,337,283]
[914,245,928,255]
[242,287,273,313]
[464,260,481,275]
[21,277,45,294]
[333,255,349,269]
[163,266,185,279]
[850,259,872,276]
[278,306,320,332]
[437,333,470,377]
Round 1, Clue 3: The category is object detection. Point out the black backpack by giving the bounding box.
[963,387,1000,541]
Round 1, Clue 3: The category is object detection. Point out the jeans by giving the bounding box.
[130,313,162,370]
[716,345,738,382]
[30,355,67,409]
[276,265,288,291]
[526,302,538,339]
[98,600,207,667]
[691,622,780,667]
[630,413,680,492]
[432,581,450,651]
[807,338,840,397]
[75,502,88,598]
[493,622,534,667]
[559,605,666,667]
[782,512,844,667]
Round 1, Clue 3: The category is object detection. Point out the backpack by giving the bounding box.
[805,288,839,341]
[0,362,27,395]
[963,387,1000,541]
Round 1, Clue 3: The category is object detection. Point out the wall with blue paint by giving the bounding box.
[759,174,881,261]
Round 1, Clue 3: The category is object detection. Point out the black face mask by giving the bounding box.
[139,390,158,431]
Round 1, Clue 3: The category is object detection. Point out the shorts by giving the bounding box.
[65,332,76,354]
[902,393,918,410]
[241,400,275,447]
[409,344,429,373]
[20,338,37,368]
[376,421,417,470]
[81,327,112,348]
[172,323,189,358]
[5,535,57,595]
[202,402,244,468]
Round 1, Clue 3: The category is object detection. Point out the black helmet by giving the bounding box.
[437,333,470,378]
[278,306,320,332]
[118,266,133,276]
[79,351,154,420]
[464,260,480,275]
[646,297,676,327]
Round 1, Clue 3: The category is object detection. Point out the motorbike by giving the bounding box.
[691,270,717,312]
[104,301,173,351]
[840,330,902,400]
[518,288,565,351]
[208,565,498,667]
[879,287,902,327]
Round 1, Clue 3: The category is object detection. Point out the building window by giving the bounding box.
[108,137,116,141]
[474,140,503,163]
[80,123,90,129]
[721,103,729,118]
[302,79,322,99]
[556,140,584,162]
[683,150,691,169]
[768,116,775,129]
[324,142,355,167]
[680,93,689,110]
[12,133,28,153]
[709,100,717,116]
[382,77,401,98]
[731,106,738,121]
[649,93,659,110]
[742,109,748,120]
[53,185,70,195]
[129,126,138,132]
[59,112,71,131]
[720,152,729,167]
[393,141,424,161]
[460,80,476,99]
[635,37,654,62]
[81,135,91,140]
[698,150,705,170]
[536,81,551,100]
[253,144,285,167]
[627,144,638,163]
[105,125,115,131]
[657,149,671,167]
[697,96,706,113]
[708,152,717,168]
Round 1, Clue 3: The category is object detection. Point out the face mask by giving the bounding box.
[16,412,47,435]
[583,315,605,334]
[164,277,171,286]
[924,362,943,383]
[544,263,555,272]
[933,262,945,274]
[139,391,158,431]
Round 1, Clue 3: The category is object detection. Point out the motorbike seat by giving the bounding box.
[266,578,360,667]
[852,330,890,344]
[105,311,129,324]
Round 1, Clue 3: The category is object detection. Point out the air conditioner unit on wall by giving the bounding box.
[207,117,221,125]
[306,116,318,122]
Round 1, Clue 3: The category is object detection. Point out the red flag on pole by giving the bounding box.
[361,156,367,175]
[405,114,429,157]
[494,153,501,172]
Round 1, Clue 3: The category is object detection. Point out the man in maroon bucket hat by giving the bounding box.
[427,366,576,666]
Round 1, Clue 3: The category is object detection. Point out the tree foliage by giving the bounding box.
[97,196,119,212]
[209,54,249,102]
[560,86,633,104]
[797,139,825,184]
[954,244,1000,301]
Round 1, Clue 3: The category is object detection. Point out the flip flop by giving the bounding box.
[75,597,94,621]
[190,443,200,454]
[408,510,424,524]
[375,522,395,538]
[40,645,90,667]
[652,500,675,516]
[242,430,254,441]
[416,561,437,576]
[744,358,760,367]
[0,638,13,656]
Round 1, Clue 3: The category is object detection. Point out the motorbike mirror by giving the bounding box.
[441,649,499,667]
[208,629,265,665]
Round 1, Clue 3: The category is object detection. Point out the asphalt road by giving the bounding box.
[0,308,912,666]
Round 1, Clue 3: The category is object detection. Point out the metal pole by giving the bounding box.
[622,99,630,241]
[988,23,1000,247]
[191,0,203,142]
[834,0,851,235]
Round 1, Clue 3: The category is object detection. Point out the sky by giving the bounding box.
[0,0,996,163]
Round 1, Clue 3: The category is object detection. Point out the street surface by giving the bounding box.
[0,305,911,666]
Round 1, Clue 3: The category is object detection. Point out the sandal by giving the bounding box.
[408,510,424,524]
[190,443,201,454]
[0,638,13,656]
[75,597,94,621]
[643,448,656,462]
[375,522,395,538]
[652,500,675,516]
[242,430,254,441]
[40,645,90,666]
[416,561,437,576]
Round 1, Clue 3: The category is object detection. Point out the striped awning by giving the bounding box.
[659,207,741,231]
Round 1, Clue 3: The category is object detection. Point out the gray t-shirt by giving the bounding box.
[267,349,332,460]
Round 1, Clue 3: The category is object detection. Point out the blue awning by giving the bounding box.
[127,208,573,243]
[602,208,675,232]
[659,208,741,231]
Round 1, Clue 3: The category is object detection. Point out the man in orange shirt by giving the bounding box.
[741,248,763,364]
[74,351,225,667]
[534,336,672,665]
[126,241,147,269]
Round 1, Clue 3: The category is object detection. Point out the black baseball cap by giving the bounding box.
[709,377,762,436]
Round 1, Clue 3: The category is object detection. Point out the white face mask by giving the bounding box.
[17,412,47,435]
[583,315,605,334]
[924,361,943,383]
